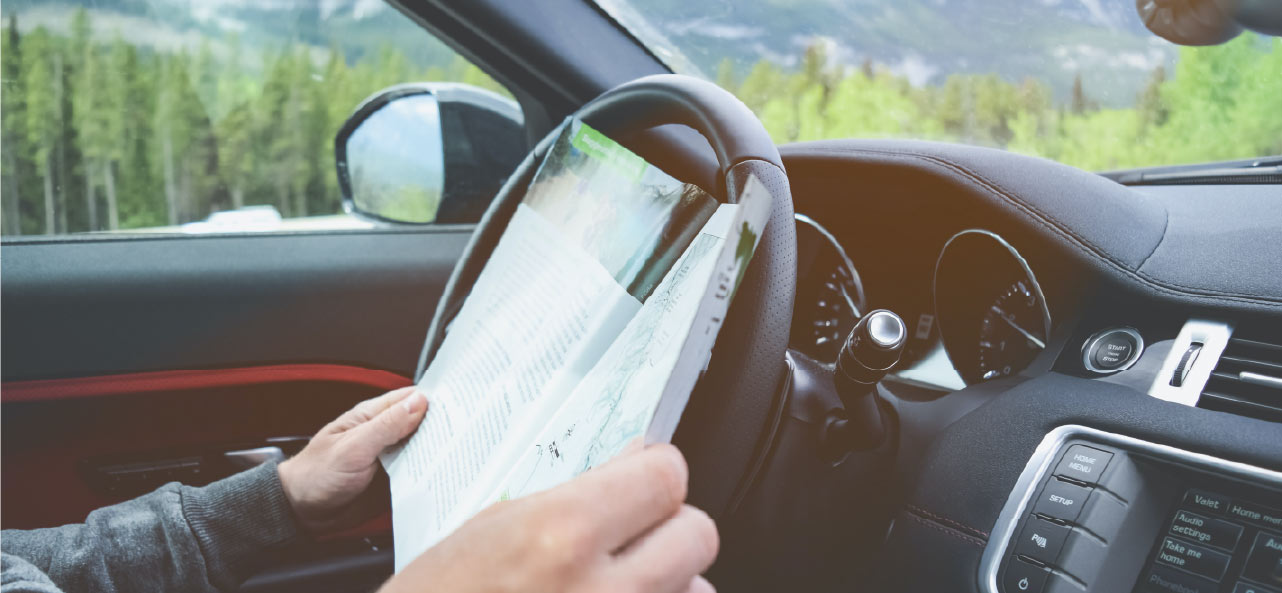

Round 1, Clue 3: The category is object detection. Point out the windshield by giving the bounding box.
[598,0,1282,171]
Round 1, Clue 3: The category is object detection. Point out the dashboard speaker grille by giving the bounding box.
[1199,334,1282,423]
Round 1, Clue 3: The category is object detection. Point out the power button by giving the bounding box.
[1004,558,1049,593]
[1081,328,1144,374]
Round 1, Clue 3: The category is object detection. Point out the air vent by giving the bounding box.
[1199,335,1282,423]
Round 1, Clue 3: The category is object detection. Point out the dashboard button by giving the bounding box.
[1144,563,1221,593]
[1243,531,1282,589]
[1033,479,1091,523]
[1054,445,1112,485]
[1232,582,1281,593]
[1056,529,1109,586]
[1094,336,1134,368]
[1156,536,1232,581]
[1081,328,1143,373]
[1078,488,1128,543]
[1227,500,1282,532]
[1014,516,1070,565]
[1169,509,1244,552]
[1184,489,1231,516]
[1004,557,1049,593]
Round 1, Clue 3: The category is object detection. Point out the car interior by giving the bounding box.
[2,1,1280,593]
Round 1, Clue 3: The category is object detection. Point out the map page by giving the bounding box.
[381,118,770,570]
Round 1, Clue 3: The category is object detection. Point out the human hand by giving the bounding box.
[379,443,718,593]
[278,386,427,534]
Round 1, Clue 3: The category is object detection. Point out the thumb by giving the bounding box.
[347,390,428,462]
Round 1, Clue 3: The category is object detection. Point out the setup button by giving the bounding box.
[1033,478,1091,523]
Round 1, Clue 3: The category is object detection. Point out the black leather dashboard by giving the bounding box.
[769,139,1282,593]
[780,140,1282,315]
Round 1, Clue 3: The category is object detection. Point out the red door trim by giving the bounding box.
[2,364,413,403]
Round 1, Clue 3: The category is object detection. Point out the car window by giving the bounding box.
[0,1,521,237]
[595,0,1282,172]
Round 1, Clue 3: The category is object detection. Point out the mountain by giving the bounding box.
[5,0,1176,107]
[617,0,1177,107]
[2,0,455,71]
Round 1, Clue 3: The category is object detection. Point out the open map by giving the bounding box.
[380,118,772,570]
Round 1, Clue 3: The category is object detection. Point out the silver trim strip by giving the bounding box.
[978,424,1282,593]
[1148,319,1235,406]
[1241,371,1282,389]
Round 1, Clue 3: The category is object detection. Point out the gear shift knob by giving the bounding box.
[836,310,906,388]
[832,309,907,450]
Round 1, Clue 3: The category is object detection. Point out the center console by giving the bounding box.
[980,426,1282,593]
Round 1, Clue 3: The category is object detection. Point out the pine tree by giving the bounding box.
[71,8,106,230]
[2,15,27,235]
[22,28,61,234]
[1071,73,1088,115]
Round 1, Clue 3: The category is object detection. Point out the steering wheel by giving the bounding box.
[414,74,797,519]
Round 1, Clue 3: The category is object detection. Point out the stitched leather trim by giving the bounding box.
[905,511,987,548]
[907,503,990,539]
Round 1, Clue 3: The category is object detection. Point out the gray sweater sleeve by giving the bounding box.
[1,462,302,593]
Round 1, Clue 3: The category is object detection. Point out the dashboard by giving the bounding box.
[748,138,1282,593]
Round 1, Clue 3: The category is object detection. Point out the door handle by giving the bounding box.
[223,436,309,469]
[84,437,311,499]
[224,446,287,470]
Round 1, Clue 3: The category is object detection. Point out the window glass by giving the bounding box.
[596,0,1282,171]
[0,0,518,237]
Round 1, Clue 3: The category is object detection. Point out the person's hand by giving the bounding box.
[379,443,718,593]
[278,386,428,534]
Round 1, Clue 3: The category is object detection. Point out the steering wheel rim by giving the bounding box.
[415,74,797,519]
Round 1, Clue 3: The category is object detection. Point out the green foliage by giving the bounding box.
[0,10,1277,237]
[737,33,1280,173]
[0,11,507,235]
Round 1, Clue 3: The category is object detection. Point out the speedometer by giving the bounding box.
[934,230,1052,385]
[976,279,1048,381]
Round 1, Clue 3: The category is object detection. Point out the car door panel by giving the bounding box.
[1,369,408,529]
[2,229,471,381]
[2,229,468,591]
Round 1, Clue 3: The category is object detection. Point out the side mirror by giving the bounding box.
[335,83,525,225]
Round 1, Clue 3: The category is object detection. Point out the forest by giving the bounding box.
[1,9,1279,236]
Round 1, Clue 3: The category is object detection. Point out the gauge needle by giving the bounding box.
[990,305,1047,349]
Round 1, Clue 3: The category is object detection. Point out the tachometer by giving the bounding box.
[934,230,1052,385]
[790,214,867,362]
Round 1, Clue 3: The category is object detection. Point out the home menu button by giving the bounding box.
[1054,445,1112,485]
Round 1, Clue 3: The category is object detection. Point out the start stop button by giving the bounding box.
[1082,328,1144,374]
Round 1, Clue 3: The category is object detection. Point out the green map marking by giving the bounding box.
[570,124,648,181]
